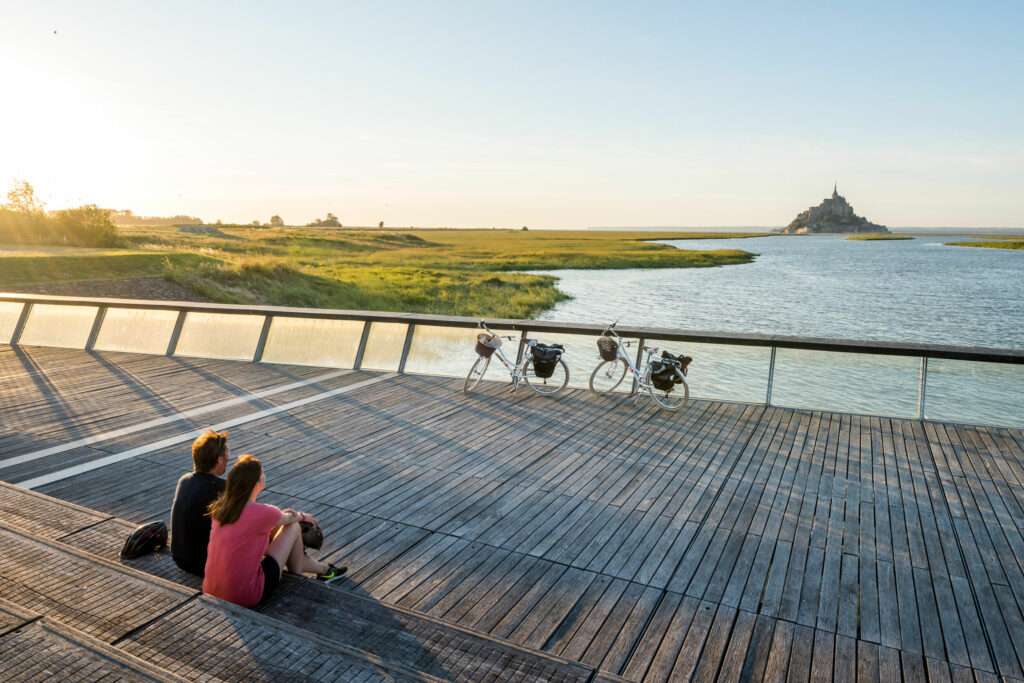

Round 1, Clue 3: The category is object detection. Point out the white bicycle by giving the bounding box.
[464,322,569,396]
[589,322,691,410]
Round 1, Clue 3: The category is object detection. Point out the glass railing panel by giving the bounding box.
[925,359,1024,427]
[18,304,98,349]
[260,317,363,368]
[523,331,605,390]
[0,302,25,343]
[771,348,919,417]
[405,325,519,379]
[360,322,408,371]
[174,312,264,361]
[645,340,770,403]
[93,308,179,355]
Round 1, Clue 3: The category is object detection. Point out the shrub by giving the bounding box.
[51,205,123,247]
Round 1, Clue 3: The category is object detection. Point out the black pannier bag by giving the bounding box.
[650,351,693,392]
[649,359,676,392]
[531,343,564,379]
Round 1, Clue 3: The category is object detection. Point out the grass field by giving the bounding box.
[843,235,914,241]
[0,252,216,287]
[2,227,762,318]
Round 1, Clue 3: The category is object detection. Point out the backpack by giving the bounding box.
[120,521,168,559]
[530,343,564,379]
[300,520,323,550]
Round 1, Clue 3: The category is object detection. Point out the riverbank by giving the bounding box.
[1,228,760,318]
[944,239,1024,250]
[844,235,913,241]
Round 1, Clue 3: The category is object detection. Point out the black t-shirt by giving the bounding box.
[170,471,225,576]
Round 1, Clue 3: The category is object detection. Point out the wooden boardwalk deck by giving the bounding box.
[2,344,1024,681]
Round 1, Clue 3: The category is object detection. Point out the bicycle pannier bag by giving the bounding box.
[531,343,564,379]
[650,351,692,391]
[597,336,618,361]
[661,350,693,378]
[649,360,676,392]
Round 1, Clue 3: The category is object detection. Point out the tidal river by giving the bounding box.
[532,235,1024,427]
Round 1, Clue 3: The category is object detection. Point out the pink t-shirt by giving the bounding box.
[202,502,281,607]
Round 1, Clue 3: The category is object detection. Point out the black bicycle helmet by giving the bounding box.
[120,521,168,559]
[300,520,323,550]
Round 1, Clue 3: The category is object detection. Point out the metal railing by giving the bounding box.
[2,292,1022,426]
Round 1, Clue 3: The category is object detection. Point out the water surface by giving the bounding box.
[530,236,1024,426]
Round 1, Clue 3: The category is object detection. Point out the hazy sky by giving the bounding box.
[2,2,1022,228]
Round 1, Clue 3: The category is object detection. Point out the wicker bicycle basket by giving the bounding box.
[596,336,619,362]
[475,333,501,358]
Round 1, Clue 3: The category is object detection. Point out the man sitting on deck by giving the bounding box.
[170,430,229,576]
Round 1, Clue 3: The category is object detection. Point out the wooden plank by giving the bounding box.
[689,604,737,683]
[715,609,758,683]
[552,578,630,662]
[761,618,794,683]
[618,591,686,682]
[832,634,856,683]
[622,592,693,682]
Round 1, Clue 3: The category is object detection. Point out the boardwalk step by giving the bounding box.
[0,484,610,681]
[0,598,181,682]
[262,579,594,682]
[0,522,445,682]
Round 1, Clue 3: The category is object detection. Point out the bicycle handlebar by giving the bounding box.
[479,321,516,341]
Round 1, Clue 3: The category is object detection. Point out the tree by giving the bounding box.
[251,220,261,226]
[3,179,45,214]
[52,205,121,247]
[269,215,284,227]
[378,221,384,228]
[307,212,341,227]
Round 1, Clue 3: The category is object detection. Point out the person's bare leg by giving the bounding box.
[266,523,327,575]
[285,530,327,575]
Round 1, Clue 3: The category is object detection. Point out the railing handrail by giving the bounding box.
[2,291,1023,365]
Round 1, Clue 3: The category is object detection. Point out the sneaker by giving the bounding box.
[316,564,348,583]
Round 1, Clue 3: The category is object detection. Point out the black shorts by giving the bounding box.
[259,555,281,603]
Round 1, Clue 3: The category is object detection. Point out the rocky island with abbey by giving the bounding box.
[778,185,888,234]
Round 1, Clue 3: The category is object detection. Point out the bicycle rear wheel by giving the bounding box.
[524,357,569,396]
[590,359,627,394]
[464,355,490,393]
[646,368,689,410]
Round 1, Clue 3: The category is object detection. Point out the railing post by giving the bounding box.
[516,329,528,365]
[634,337,645,394]
[765,345,777,406]
[397,323,416,374]
[352,320,372,370]
[84,306,107,351]
[166,311,187,356]
[917,356,928,420]
[252,315,273,362]
[9,303,33,345]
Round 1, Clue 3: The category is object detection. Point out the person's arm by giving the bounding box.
[279,508,315,526]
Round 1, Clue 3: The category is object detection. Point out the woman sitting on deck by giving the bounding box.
[203,454,345,608]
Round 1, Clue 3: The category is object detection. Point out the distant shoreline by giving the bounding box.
[587,226,1024,235]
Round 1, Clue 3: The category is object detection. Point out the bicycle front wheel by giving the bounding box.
[590,358,627,394]
[464,355,490,393]
[524,357,569,396]
[646,368,690,410]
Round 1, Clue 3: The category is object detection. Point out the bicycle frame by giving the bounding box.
[603,326,658,395]
[479,322,536,392]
